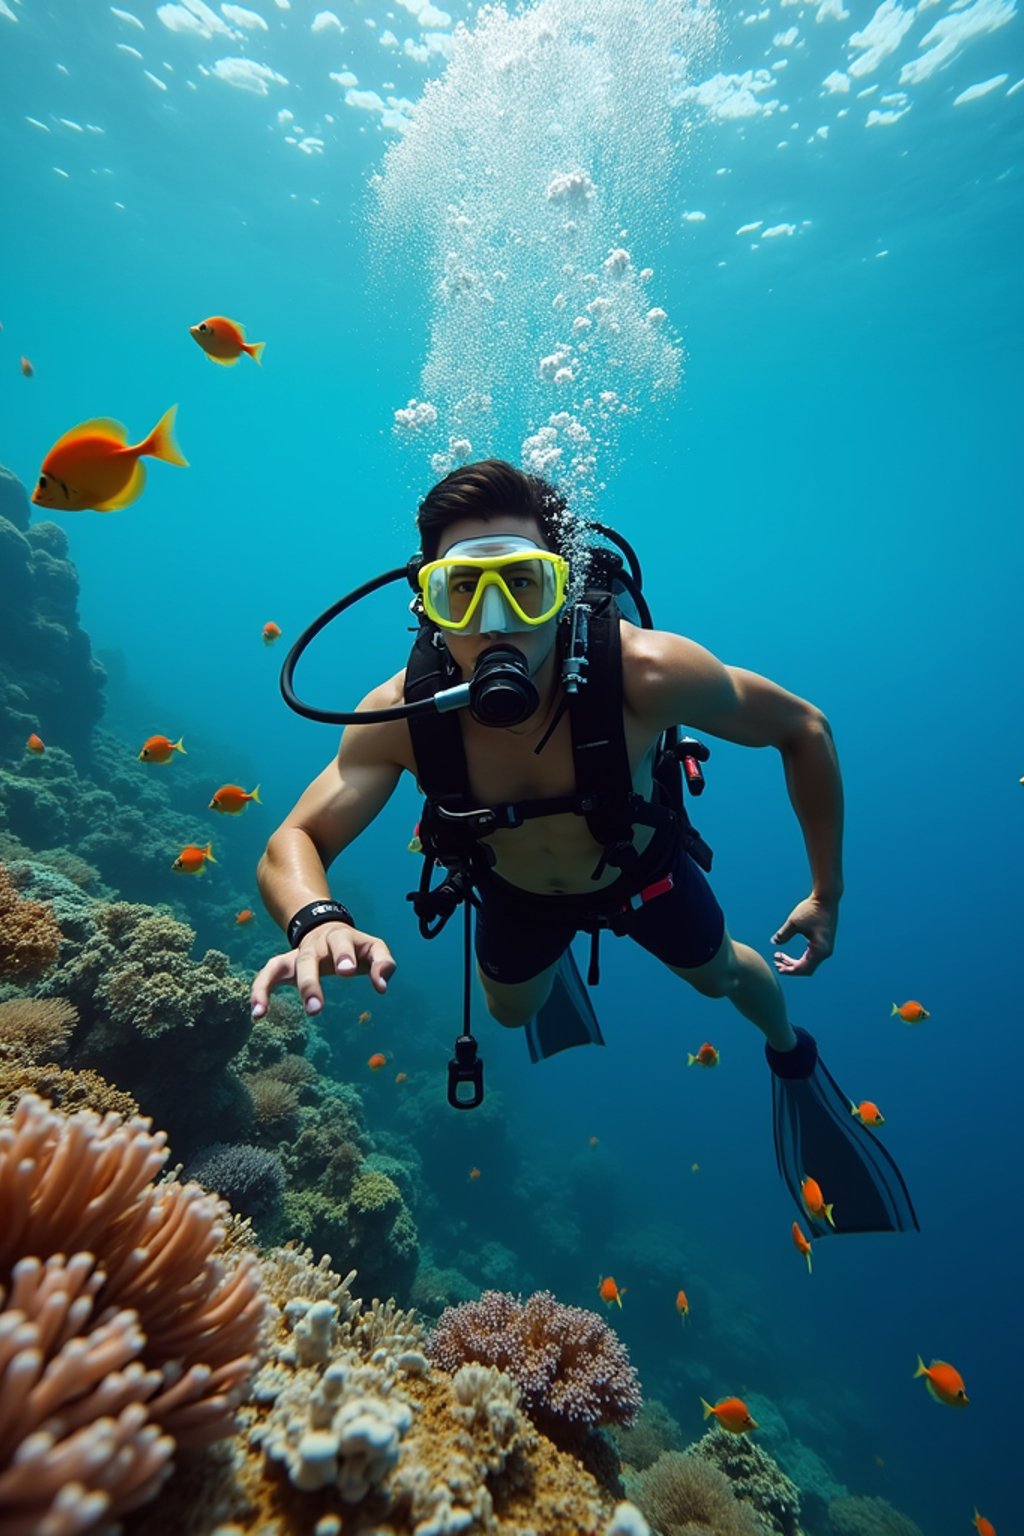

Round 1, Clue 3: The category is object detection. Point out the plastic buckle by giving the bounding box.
[447,1035,484,1109]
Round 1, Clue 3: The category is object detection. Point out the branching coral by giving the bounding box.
[625,1450,763,1536]
[0,995,77,1063]
[0,861,61,979]
[0,1061,139,1121]
[186,1143,286,1220]
[691,1426,802,1536]
[428,1289,643,1446]
[0,1094,271,1534]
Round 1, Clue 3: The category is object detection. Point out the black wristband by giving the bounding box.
[287,900,355,949]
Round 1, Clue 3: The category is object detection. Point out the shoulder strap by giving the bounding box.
[404,626,471,807]
[568,593,642,873]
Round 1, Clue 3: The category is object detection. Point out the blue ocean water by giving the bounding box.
[1,1,1022,1532]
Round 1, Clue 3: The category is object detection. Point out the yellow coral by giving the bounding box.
[0,861,61,979]
[0,1060,139,1119]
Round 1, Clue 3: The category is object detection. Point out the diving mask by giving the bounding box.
[418,536,569,635]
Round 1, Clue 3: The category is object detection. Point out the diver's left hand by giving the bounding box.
[771,894,838,976]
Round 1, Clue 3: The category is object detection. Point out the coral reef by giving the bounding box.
[690,1426,802,1536]
[613,1397,686,1471]
[625,1450,764,1536]
[0,1059,140,1119]
[0,994,77,1063]
[0,1094,270,1534]
[31,896,253,1157]
[187,1142,287,1221]
[126,1246,648,1536]
[0,860,62,978]
[428,1289,643,1449]
[827,1495,924,1536]
[0,465,105,762]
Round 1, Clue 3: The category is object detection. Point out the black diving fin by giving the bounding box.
[766,1027,919,1235]
[525,946,605,1063]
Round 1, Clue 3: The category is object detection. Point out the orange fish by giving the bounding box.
[358,1010,373,1026]
[468,1166,481,1180]
[263,621,282,645]
[791,1221,813,1275]
[190,315,265,367]
[209,783,261,815]
[597,1276,625,1308]
[172,841,216,875]
[26,733,45,755]
[701,1396,757,1435]
[235,909,255,925]
[687,1042,720,1068]
[31,406,187,512]
[368,1052,387,1071]
[973,1513,996,1536]
[675,1288,689,1322]
[914,1356,968,1407]
[394,1071,408,1084]
[892,1000,930,1023]
[138,734,185,763]
[852,1100,885,1127]
[20,356,34,377]
[801,1175,835,1228]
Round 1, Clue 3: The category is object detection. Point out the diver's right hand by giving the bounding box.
[250,921,396,1018]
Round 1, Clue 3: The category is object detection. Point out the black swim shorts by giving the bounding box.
[474,832,726,985]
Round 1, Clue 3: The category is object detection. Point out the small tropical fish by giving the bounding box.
[138,734,185,763]
[172,841,216,875]
[852,1100,885,1127]
[209,783,262,815]
[691,1162,700,1173]
[408,831,423,854]
[675,1288,689,1322]
[597,1276,625,1308]
[26,733,45,755]
[367,1052,387,1071]
[358,1010,372,1025]
[973,1512,996,1536]
[801,1175,835,1228]
[32,405,187,512]
[394,1071,408,1084]
[700,1396,757,1435]
[914,1356,968,1407]
[892,1000,930,1023]
[468,1166,481,1180]
[235,909,255,925]
[20,356,34,377]
[190,315,265,367]
[588,1135,600,1147]
[263,620,282,645]
[687,1042,720,1068]
[791,1221,813,1275]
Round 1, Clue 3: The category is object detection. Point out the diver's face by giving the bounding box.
[436,514,562,680]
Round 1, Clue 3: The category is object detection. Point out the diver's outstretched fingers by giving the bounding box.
[366,938,396,993]
[250,951,297,1017]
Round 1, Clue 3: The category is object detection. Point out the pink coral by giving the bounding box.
[428,1289,642,1444]
[0,1094,271,1534]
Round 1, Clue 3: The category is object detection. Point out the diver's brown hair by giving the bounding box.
[416,459,570,563]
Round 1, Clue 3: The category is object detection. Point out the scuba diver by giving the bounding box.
[251,458,917,1237]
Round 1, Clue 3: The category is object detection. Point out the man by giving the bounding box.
[252,459,919,1235]
[252,459,841,1054]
